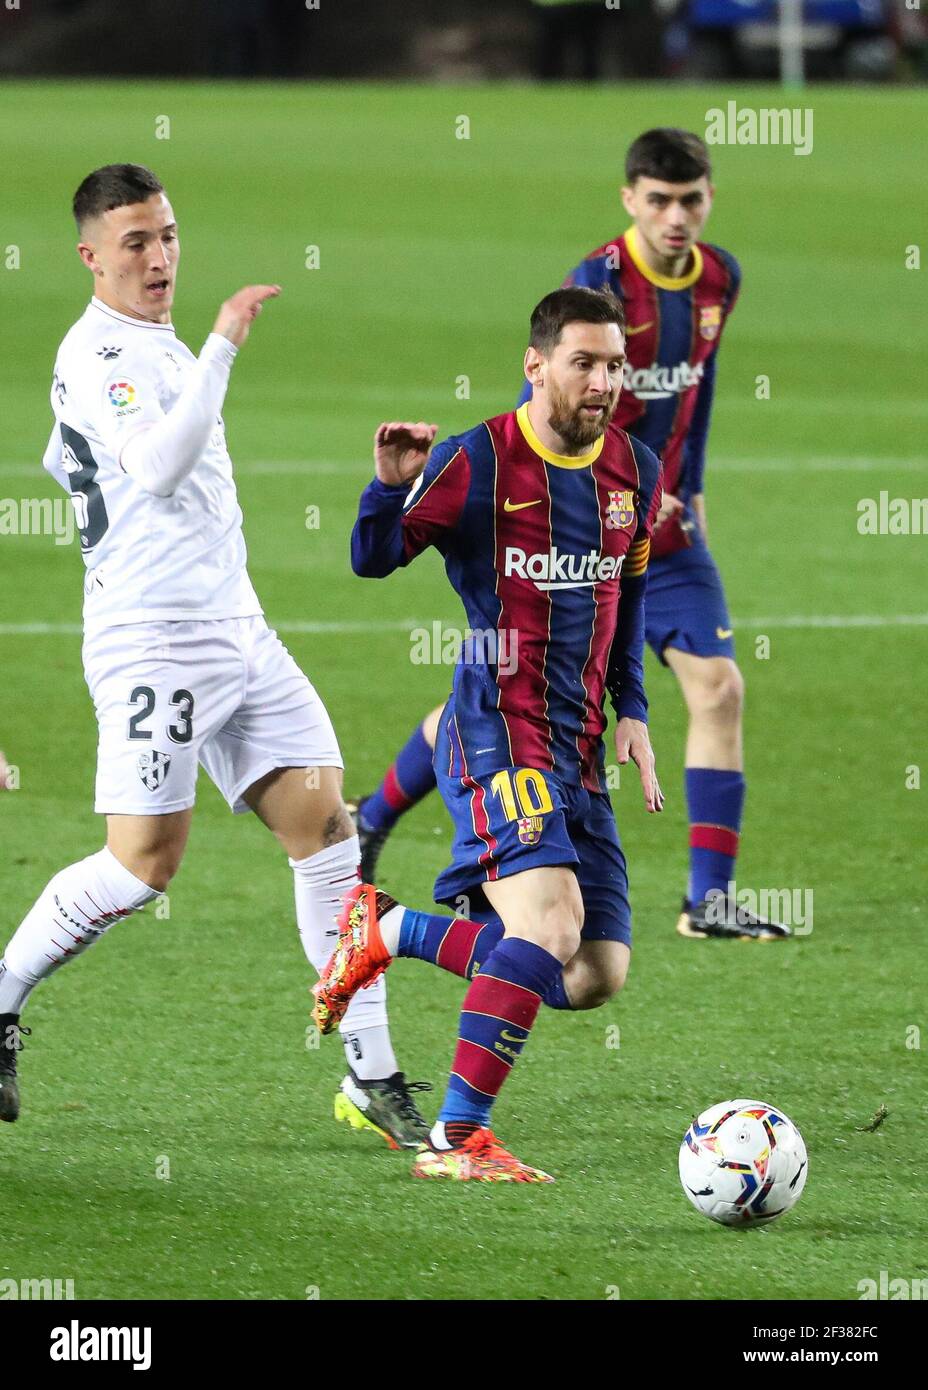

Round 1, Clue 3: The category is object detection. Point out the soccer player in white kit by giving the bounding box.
[0,164,431,1148]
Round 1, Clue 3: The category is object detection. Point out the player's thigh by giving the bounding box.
[561,939,631,1010]
[483,866,584,963]
[83,621,242,824]
[421,701,448,750]
[200,619,344,824]
[433,763,584,960]
[665,649,744,719]
[242,765,355,859]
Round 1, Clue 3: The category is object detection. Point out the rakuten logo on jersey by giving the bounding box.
[625,359,704,401]
[504,546,623,591]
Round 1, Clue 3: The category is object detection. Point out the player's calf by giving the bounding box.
[677,655,744,762]
[0,847,161,1121]
[560,940,630,1009]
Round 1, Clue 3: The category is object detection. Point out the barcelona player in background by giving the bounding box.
[351,127,788,941]
[314,288,663,1181]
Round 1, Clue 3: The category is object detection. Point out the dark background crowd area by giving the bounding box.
[1,0,926,83]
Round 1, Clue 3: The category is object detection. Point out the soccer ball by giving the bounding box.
[679,1098,808,1226]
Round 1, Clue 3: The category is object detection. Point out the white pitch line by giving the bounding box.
[709,457,927,473]
[2,614,927,637]
[0,456,924,479]
[731,614,928,628]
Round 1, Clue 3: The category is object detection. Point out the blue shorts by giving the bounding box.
[645,539,735,666]
[432,762,632,946]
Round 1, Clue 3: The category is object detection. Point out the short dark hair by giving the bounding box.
[625,128,711,185]
[72,164,164,230]
[529,287,626,356]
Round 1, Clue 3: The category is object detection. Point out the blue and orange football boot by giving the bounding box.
[412,1127,554,1183]
[311,883,395,1035]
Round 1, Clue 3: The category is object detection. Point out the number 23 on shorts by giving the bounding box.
[126,685,196,746]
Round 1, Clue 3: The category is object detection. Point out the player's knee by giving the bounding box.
[534,890,584,963]
[321,805,357,849]
[109,842,183,893]
[692,660,744,721]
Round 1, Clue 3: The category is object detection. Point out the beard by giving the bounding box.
[546,379,618,451]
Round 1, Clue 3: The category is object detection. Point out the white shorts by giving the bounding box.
[83,616,343,816]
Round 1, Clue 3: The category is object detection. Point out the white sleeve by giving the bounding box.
[42,424,69,492]
[114,334,238,499]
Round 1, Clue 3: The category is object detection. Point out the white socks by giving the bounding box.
[378,904,405,957]
[1,847,159,1011]
[290,837,398,1082]
[1,838,403,1084]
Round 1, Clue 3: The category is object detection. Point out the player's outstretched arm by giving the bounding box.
[606,443,664,814]
[373,422,438,487]
[118,284,280,498]
[212,284,281,349]
[352,421,457,580]
[605,569,662,815]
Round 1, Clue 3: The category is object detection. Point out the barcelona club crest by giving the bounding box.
[137,750,172,792]
[605,489,635,531]
[699,305,722,341]
[517,815,544,845]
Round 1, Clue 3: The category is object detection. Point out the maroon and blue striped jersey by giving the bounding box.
[554,225,740,558]
[352,404,663,793]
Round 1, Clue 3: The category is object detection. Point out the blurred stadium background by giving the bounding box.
[1,0,926,83]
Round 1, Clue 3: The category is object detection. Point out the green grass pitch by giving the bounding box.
[0,81,925,1301]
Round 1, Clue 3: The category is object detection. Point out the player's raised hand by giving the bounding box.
[374,422,439,487]
[653,492,685,532]
[615,717,663,814]
[213,285,282,349]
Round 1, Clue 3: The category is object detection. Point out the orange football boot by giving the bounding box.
[312,883,396,1034]
[412,1127,555,1183]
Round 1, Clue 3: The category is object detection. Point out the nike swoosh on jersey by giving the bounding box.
[716,627,733,639]
[504,498,541,512]
[625,321,655,336]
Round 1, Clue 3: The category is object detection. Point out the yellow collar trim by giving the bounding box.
[516,402,604,470]
[624,225,703,291]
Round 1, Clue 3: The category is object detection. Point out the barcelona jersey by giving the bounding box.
[352,404,663,795]
[557,225,740,558]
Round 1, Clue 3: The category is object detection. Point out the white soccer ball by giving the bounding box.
[679,1098,808,1226]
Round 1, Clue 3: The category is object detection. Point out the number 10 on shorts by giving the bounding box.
[489,768,553,822]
